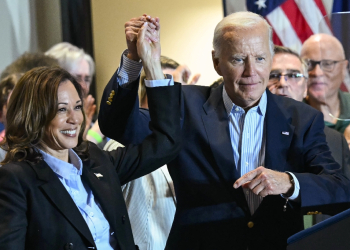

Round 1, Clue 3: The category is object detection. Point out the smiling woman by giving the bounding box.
[0,67,181,250]
[1,67,88,164]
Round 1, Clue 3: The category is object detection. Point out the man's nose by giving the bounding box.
[243,58,257,76]
[278,75,288,87]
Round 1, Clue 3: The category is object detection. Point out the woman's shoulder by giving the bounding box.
[1,160,31,173]
[0,160,38,188]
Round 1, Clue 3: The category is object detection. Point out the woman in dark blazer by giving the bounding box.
[0,65,181,250]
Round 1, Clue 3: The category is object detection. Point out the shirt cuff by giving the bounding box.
[281,172,300,201]
[144,74,174,87]
[117,49,143,86]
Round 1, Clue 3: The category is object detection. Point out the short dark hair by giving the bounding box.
[160,56,180,70]
[1,67,89,164]
[210,77,224,88]
[139,56,180,105]
[0,52,59,80]
[274,45,299,58]
[0,73,22,111]
[273,45,308,77]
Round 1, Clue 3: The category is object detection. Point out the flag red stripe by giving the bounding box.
[314,0,332,30]
[272,30,283,46]
[265,19,283,46]
[280,0,314,43]
[340,83,349,92]
[313,0,327,16]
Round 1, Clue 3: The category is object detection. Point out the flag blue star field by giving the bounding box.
[223,0,350,91]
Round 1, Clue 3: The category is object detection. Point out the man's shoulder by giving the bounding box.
[182,84,211,94]
[270,93,320,115]
[182,84,217,102]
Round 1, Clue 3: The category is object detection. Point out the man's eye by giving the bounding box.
[233,58,243,63]
[286,73,297,78]
[257,57,265,61]
[269,74,279,79]
[322,61,333,66]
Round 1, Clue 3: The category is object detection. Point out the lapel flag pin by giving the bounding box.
[94,173,103,179]
[282,131,289,135]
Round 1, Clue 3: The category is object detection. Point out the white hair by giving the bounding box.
[213,11,274,58]
[45,42,95,76]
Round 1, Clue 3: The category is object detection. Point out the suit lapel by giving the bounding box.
[160,165,177,204]
[201,85,236,182]
[81,159,130,249]
[30,160,95,246]
[264,90,295,172]
[201,85,249,211]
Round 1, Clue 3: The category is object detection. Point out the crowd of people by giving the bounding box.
[0,10,350,250]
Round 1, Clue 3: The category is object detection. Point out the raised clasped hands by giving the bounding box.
[233,166,293,198]
[125,14,163,80]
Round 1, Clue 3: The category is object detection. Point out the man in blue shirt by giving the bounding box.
[99,13,350,250]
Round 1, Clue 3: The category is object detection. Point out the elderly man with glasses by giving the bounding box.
[268,45,350,181]
[300,34,350,135]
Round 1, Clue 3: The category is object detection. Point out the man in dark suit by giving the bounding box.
[99,13,350,250]
[268,45,350,179]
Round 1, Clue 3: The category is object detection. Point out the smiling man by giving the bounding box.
[99,12,350,249]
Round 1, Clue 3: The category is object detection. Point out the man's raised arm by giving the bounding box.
[98,15,169,143]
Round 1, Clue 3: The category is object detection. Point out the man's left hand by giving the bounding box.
[233,166,293,197]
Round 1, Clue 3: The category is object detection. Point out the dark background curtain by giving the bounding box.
[60,0,96,100]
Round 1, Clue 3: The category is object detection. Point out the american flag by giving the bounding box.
[223,0,350,91]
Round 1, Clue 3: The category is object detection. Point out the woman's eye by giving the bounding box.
[58,108,66,112]
[75,105,83,110]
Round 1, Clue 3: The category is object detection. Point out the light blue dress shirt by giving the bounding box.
[40,149,117,250]
[117,49,300,215]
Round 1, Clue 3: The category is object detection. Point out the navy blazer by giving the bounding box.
[99,73,350,250]
[0,85,181,250]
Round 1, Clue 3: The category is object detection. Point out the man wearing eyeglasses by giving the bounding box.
[268,45,350,180]
[300,34,350,135]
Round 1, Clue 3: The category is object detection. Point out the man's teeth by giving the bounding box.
[60,130,76,135]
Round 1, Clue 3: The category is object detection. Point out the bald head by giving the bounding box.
[301,34,345,60]
[301,33,348,104]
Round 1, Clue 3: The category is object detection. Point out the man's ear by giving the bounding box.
[212,50,222,76]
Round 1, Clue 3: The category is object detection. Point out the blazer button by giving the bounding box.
[247,221,254,228]
[64,243,74,249]
[122,215,126,224]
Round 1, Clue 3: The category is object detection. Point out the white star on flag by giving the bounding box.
[255,0,267,10]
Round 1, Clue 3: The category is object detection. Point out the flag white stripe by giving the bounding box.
[294,0,332,35]
[266,7,303,52]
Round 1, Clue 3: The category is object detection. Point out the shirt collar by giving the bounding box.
[222,86,267,117]
[40,149,83,180]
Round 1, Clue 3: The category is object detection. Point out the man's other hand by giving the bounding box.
[233,166,293,197]
[171,65,201,85]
